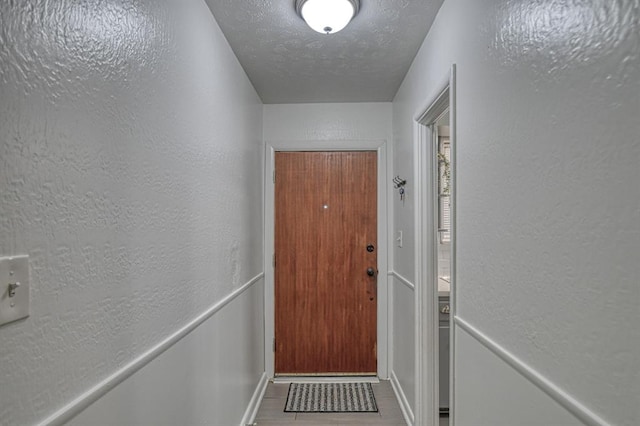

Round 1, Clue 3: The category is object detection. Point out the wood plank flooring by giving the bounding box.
[253,380,449,426]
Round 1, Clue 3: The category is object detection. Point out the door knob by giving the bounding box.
[366,267,376,277]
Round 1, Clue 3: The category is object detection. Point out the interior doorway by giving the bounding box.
[274,151,378,375]
[414,65,456,426]
[435,112,451,420]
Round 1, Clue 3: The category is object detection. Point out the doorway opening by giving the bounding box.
[435,111,451,420]
[414,65,456,426]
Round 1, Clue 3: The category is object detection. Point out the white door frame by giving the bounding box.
[264,139,389,379]
[414,65,457,426]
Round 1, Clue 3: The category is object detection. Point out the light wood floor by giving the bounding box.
[253,380,450,426]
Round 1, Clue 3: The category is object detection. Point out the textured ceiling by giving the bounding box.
[204,0,444,104]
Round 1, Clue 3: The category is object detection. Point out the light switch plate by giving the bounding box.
[0,255,30,326]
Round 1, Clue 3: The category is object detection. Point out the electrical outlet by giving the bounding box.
[0,255,30,326]
[397,230,403,247]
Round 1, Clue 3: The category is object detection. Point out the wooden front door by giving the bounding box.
[275,151,377,375]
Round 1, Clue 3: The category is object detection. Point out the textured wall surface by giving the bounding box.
[391,280,415,415]
[0,0,263,424]
[393,0,639,424]
[455,327,582,426]
[68,279,264,426]
[263,102,393,379]
[263,102,392,142]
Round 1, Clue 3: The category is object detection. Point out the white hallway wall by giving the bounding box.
[393,0,639,425]
[263,102,394,378]
[67,280,264,426]
[0,0,264,425]
[263,103,392,142]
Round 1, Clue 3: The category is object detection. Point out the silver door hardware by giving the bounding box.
[440,304,450,314]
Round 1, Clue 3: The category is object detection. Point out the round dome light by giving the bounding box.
[296,0,360,35]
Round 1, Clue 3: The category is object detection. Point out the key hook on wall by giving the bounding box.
[393,176,407,203]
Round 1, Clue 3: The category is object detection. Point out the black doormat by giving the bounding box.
[284,382,378,413]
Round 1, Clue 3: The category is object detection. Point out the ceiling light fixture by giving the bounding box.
[296,0,360,35]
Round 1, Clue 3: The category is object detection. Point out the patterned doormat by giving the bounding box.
[284,382,378,413]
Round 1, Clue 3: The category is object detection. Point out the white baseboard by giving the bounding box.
[390,370,414,426]
[240,372,269,426]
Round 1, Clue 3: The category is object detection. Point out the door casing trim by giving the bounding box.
[413,65,457,426]
[264,139,389,379]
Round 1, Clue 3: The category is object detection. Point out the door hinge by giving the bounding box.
[273,170,275,183]
[272,253,276,268]
[273,337,276,352]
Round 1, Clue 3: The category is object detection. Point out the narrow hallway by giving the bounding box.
[1,0,636,424]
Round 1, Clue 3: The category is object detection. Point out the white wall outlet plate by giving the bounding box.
[0,255,30,326]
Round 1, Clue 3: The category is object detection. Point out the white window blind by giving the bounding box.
[439,140,451,243]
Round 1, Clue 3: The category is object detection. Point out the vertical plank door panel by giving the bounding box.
[275,151,377,375]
